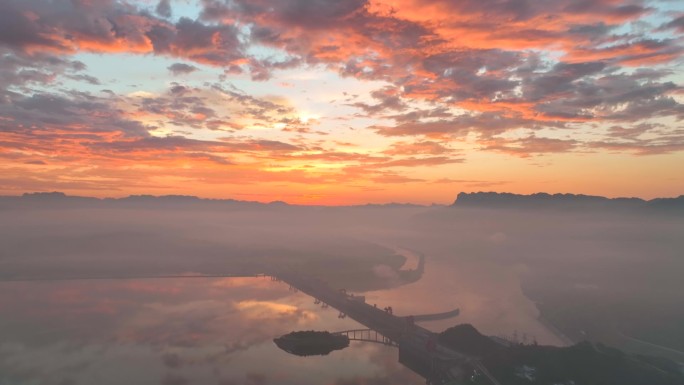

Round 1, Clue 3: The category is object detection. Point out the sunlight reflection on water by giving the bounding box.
[0,277,423,385]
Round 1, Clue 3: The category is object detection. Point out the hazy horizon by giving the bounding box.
[4,189,684,207]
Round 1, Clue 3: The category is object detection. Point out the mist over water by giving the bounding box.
[1,197,683,383]
[0,277,423,385]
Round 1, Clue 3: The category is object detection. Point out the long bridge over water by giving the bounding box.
[274,270,501,385]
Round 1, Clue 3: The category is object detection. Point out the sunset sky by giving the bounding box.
[1,0,683,204]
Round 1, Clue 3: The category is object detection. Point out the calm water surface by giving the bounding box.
[365,249,566,346]
[0,277,424,385]
[0,249,567,385]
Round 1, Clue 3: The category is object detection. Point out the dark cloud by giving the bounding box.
[0,0,682,167]
[587,139,684,155]
[383,141,454,156]
[247,57,302,81]
[0,91,149,138]
[567,38,684,66]
[523,61,607,102]
[66,73,101,85]
[530,71,684,122]
[381,156,463,167]
[85,135,301,165]
[351,87,407,115]
[386,107,454,124]
[156,0,172,18]
[659,15,684,34]
[0,1,248,70]
[24,160,47,165]
[0,0,155,54]
[482,135,579,157]
[562,1,648,19]
[203,0,367,29]
[418,49,522,101]
[129,82,305,132]
[243,139,302,152]
[587,125,684,155]
[606,123,659,140]
[135,90,220,129]
[147,17,244,66]
[0,50,90,91]
[168,63,198,76]
[567,23,614,40]
[197,0,684,155]
[373,112,555,138]
[434,0,650,22]
[373,120,469,138]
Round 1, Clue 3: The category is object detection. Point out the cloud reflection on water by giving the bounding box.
[0,277,423,385]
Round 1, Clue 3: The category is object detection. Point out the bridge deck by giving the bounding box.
[277,272,420,341]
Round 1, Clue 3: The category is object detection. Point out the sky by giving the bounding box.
[0,0,683,205]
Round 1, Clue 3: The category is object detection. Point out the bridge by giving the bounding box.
[334,329,398,347]
[275,271,412,341]
[274,270,501,385]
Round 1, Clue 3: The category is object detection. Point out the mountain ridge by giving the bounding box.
[1,191,682,210]
[452,191,684,210]
[0,192,426,209]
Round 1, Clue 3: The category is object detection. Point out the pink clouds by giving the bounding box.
[0,0,682,201]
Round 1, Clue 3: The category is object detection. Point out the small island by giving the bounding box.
[274,331,350,356]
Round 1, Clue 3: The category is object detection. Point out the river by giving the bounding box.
[0,276,424,385]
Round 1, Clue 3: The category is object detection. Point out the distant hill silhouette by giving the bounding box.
[452,192,684,211]
[0,192,430,209]
[1,191,682,211]
[0,192,270,210]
